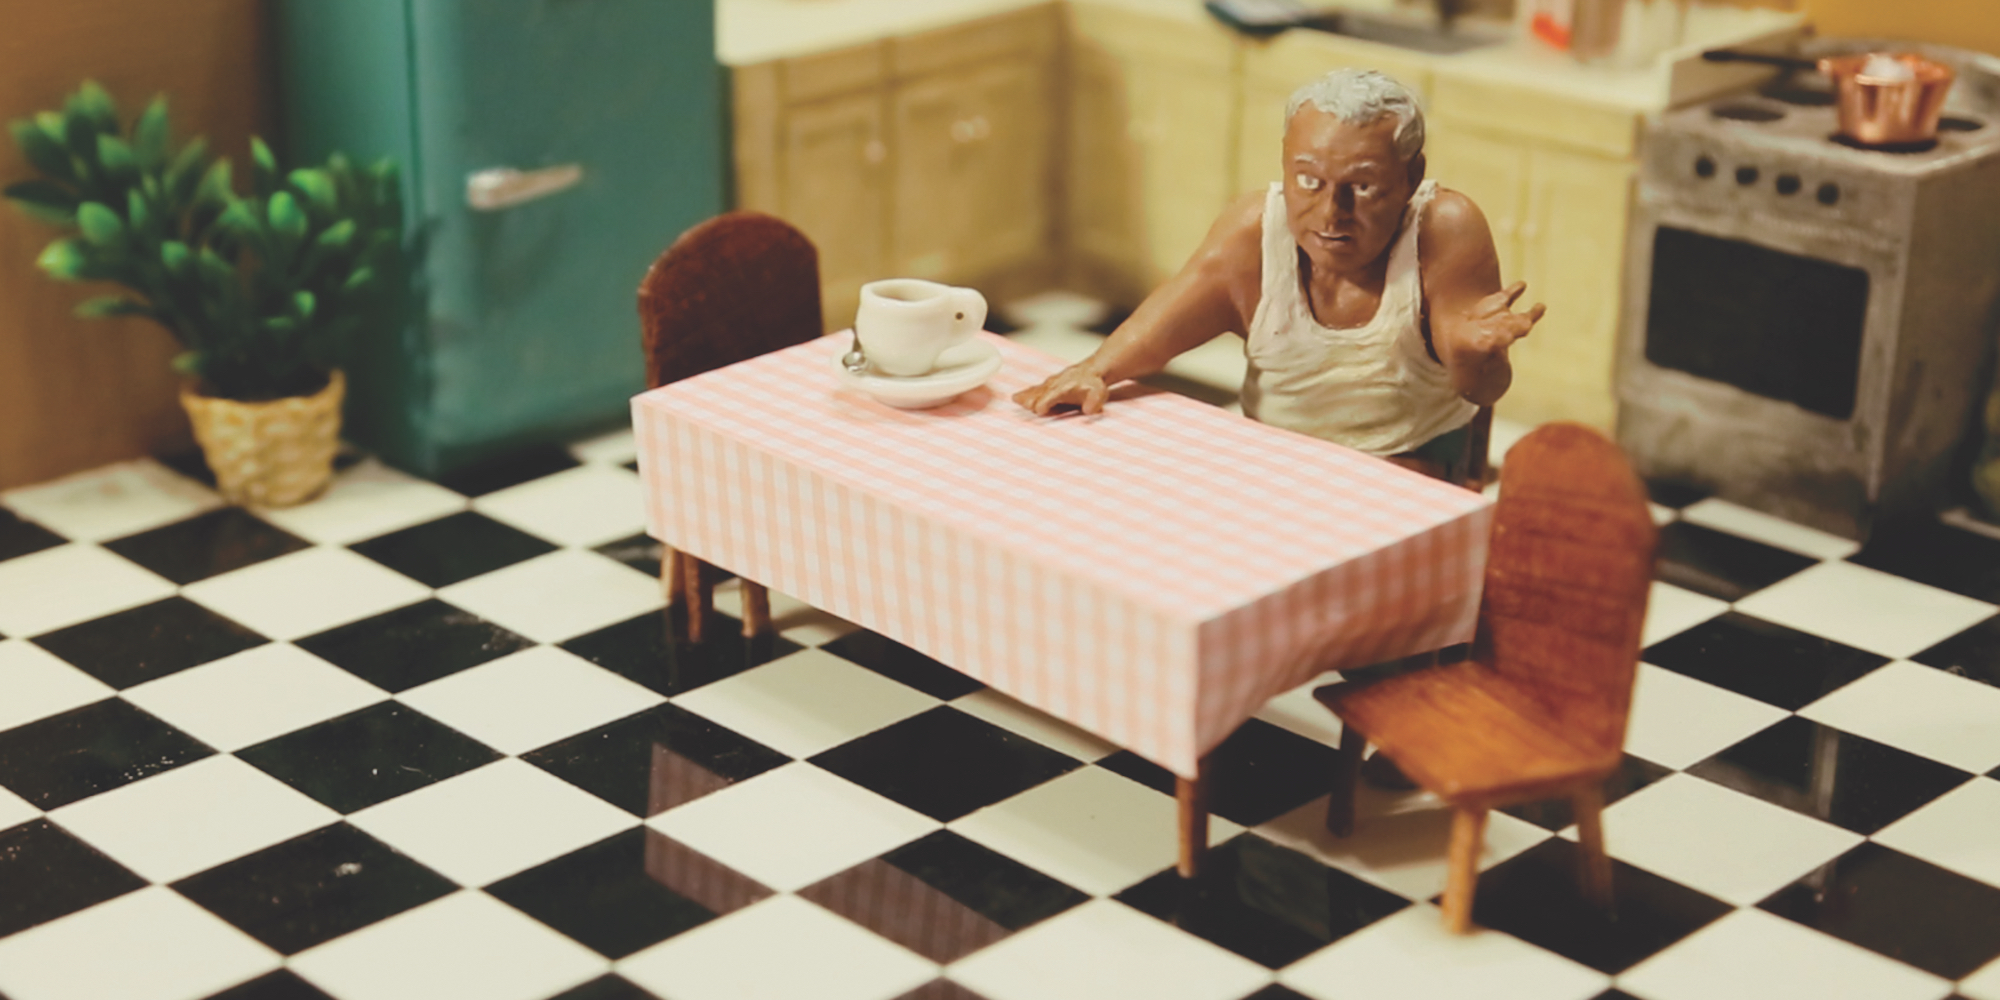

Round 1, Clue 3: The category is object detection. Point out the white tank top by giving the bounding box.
[1240,179,1476,456]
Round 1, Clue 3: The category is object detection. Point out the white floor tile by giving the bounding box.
[48,756,338,883]
[1487,416,1533,470]
[671,648,938,758]
[1874,778,2000,891]
[948,898,1272,1000]
[1254,791,1549,903]
[0,544,177,638]
[1,460,220,543]
[0,887,277,1000]
[251,458,466,546]
[1161,333,1247,391]
[1586,773,1861,906]
[1001,290,1109,329]
[121,643,387,752]
[1004,325,1106,364]
[569,427,639,466]
[1963,951,2000,1000]
[646,762,938,892]
[0,784,39,830]
[348,759,637,886]
[948,767,1242,897]
[1253,671,1346,748]
[712,578,859,647]
[1678,498,1862,561]
[396,645,663,755]
[1280,905,1609,1000]
[1734,561,1996,660]
[1617,907,1952,1000]
[0,639,115,732]
[1641,582,1730,648]
[181,546,430,641]
[473,463,646,548]
[619,895,935,1000]
[290,890,606,1000]
[1624,663,1790,770]
[1798,660,2000,773]
[951,687,1120,761]
[437,549,663,643]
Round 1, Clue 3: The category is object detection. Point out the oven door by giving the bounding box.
[1616,191,1904,537]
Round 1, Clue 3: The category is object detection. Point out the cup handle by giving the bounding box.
[950,287,988,342]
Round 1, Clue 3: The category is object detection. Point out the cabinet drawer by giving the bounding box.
[1241,29,1433,107]
[1429,74,1639,158]
[783,39,887,102]
[891,4,1057,80]
[1068,2,1236,72]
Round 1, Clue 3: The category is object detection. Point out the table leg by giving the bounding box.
[742,580,772,637]
[683,553,711,643]
[663,548,685,606]
[1176,757,1210,879]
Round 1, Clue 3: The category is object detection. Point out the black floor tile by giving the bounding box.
[546,976,665,1000]
[820,631,984,701]
[811,707,1080,822]
[1642,611,1889,711]
[561,611,799,698]
[1501,755,1674,831]
[621,459,640,473]
[1911,614,2000,689]
[0,699,213,809]
[1115,834,1408,969]
[1653,521,1819,602]
[1137,372,1239,409]
[1644,480,1709,509]
[296,599,535,693]
[488,827,769,959]
[0,509,63,563]
[594,533,663,578]
[1760,842,2000,980]
[1096,719,1342,827]
[158,447,218,488]
[522,702,789,817]
[1236,987,1317,1000]
[1469,837,1731,974]
[1689,715,1972,835]
[433,445,579,498]
[1848,517,2000,604]
[33,597,267,689]
[349,511,557,588]
[200,970,337,1000]
[102,508,312,585]
[1085,306,1131,336]
[173,822,457,955]
[801,829,1087,963]
[236,702,501,814]
[892,982,999,1000]
[0,819,146,937]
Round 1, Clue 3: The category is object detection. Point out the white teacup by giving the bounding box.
[856,279,988,377]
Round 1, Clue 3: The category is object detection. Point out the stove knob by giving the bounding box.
[1735,166,1760,186]
[1695,156,1716,178]
[1817,182,1841,206]
[1776,174,1801,195]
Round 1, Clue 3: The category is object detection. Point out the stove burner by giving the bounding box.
[1711,102,1786,123]
[1829,133,1941,154]
[1940,116,1986,132]
[1759,84,1837,107]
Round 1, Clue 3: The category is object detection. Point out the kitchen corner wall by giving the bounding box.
[0,0,272,491]
[1798,0,2000,58]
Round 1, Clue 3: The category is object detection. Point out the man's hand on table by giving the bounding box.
[1013,364,1113,416]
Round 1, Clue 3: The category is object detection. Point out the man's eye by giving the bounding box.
[1355,184,1377,197]
[1295,173,1322,191]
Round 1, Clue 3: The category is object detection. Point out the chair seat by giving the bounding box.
[1315,662,1620,807]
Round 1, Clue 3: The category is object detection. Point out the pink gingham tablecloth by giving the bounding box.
[631,333,1492,777]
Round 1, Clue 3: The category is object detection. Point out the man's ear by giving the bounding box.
[1407,152,1428,186]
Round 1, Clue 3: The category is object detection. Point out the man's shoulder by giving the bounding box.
[1191,189,1270,284]
[1419,187,1492,245]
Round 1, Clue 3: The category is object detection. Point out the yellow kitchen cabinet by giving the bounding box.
[1423,126,1528,290]
[1237,30,1433,196]
[1065,2,1240,304]
[781,87,892,329]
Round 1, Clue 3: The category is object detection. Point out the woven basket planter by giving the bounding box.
[180,369,345,507]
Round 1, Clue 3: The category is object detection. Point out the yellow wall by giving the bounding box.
[1798,0,2000,58]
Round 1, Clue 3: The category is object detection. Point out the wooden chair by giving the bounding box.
[638,211,823,642]
[1314,422,1657,934]
[1447,405,1495,491]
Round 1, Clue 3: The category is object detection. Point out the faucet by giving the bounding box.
[1435,0,1470,30]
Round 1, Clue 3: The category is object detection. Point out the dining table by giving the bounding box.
[630,331,1494,875]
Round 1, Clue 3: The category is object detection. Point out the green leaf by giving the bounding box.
[314,218,355,250]
[72,81,120,135]
[292,290,316,320]
[171,351,204,377]
[74,296,149,319]
[4,179,79,224]
[95,134,135,181]
[160,240,192,275]
[341,266,374,293]
[10,119,76,180]
[125,188,152,237]
[195,159,234,207]
[166,137,209,203]
[36,238,87,280]
[267,191,307,241]
[287,168,338,215]
[132,95,169,171]
[250,137,278,198]
[76,201,123,246]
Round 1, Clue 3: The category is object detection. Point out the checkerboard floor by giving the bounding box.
[6,309,2000,1000]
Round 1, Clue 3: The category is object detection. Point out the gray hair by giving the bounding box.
[1285,69,1426,164]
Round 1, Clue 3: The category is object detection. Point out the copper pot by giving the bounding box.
[1818,53,1955,146]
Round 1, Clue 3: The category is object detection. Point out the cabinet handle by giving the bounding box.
[465,163,584,211]
[864,139,887,165]
[951,117,991,144]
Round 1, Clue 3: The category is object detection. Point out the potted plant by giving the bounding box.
[5,81,402,506]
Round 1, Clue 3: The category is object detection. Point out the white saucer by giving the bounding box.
[832,338,1003,409]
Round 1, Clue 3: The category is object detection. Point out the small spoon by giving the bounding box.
[842,331,869,374]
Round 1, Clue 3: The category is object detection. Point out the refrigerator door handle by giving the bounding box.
[466,163,585,211]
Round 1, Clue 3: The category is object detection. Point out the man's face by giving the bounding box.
[1281,107,1420,277]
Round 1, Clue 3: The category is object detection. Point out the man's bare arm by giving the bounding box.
[1419,190,1544,408]
[1014,192,1265,416]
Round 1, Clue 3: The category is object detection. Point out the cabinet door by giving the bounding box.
[1516,145,1633,429]
[782,91,889,331]
[1067,43,1148,298]
[1128,57,1239,288]
[1423,125,1528,285]
[891,58,1050,282]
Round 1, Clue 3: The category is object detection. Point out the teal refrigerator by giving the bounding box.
[273,0,724,476]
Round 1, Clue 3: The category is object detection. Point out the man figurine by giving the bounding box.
[1014,69,1543,482]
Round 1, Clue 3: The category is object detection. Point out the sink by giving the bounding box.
[1299,9,1508,54]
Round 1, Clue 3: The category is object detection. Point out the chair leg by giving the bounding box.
[683,553,713,643]
[1441,806,1488,934]
[1573,785,1613,909]
[1325,722,1365,838]
[741,580,772,637]
[663,548,685,606]
[1176,758,1210,879]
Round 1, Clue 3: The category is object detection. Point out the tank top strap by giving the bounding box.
[1381,179,1439,323]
